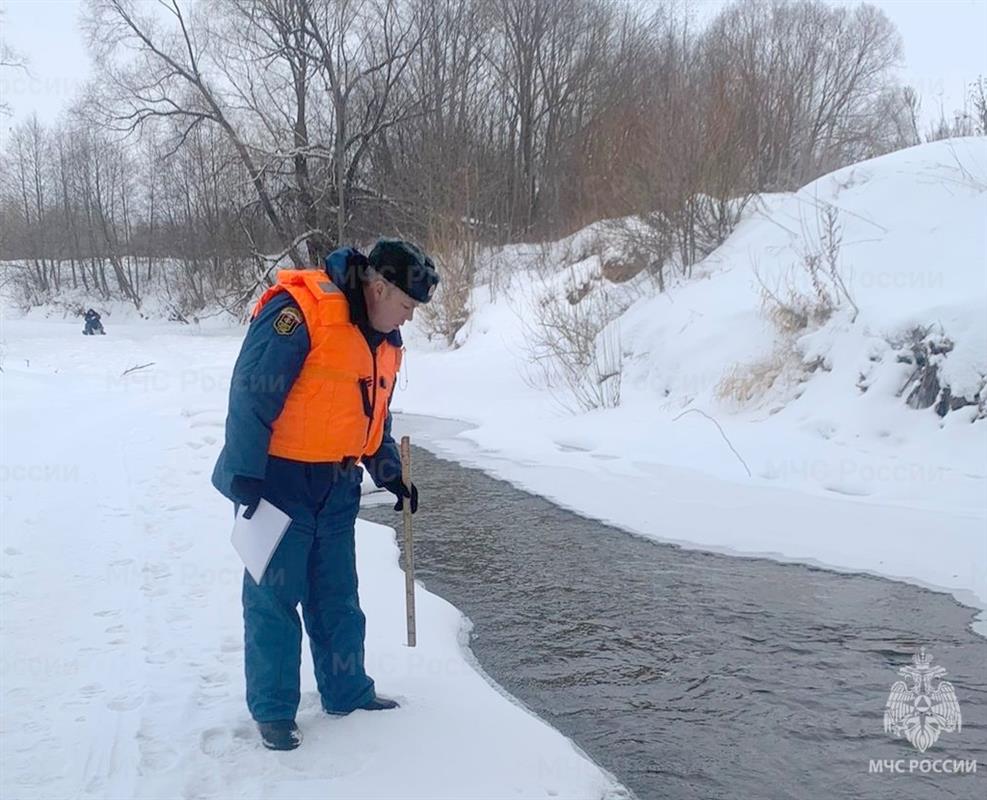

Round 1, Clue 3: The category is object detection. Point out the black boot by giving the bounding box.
[258,720,302,750]
[324,696,400,716]
[360,695,400,711]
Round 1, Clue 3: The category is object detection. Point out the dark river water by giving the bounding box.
[360,443,986,800]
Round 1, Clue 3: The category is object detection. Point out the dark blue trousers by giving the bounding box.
[242,457,375,722]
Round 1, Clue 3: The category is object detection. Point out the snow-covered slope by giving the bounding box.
[610,136,987,504]
[394,137,987,624]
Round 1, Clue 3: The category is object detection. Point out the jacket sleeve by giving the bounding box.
[361,409,403,488]
[214,292,311,488]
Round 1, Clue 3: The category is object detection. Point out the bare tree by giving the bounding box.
[209,0,329,262]
[703,0,904,188]
[0,7,30,118]
[79,127,140,305]
[299,0,425,244]
[87,0,306,266]
[968,76,987,135]
[6,116,55,293]
[387,0,494,225]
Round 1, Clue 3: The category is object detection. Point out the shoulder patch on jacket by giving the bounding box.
[273,306,303,336]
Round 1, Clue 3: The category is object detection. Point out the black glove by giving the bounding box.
[384,480,418,514]
[230,475,264,520]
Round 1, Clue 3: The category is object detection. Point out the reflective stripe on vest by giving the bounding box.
[252,269,403,463]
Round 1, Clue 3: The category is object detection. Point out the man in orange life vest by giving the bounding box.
[211,239,439,750]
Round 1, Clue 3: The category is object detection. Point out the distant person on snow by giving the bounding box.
[82,309,105,335]
[211,239,439,751]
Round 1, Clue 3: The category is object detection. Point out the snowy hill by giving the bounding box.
[394,137,987,623]
[610,136,987,504]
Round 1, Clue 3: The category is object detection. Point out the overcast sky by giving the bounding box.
[1,0,985,132]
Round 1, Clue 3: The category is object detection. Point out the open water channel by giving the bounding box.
[359,422,986,800]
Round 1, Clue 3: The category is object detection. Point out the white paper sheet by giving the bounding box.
[231,499,292,583]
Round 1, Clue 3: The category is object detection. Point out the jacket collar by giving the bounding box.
[325,248,403,349]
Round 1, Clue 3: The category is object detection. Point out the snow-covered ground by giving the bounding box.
[2,136,985,796]
[0,319,624,799]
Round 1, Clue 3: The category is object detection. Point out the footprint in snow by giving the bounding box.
[143,562,172,578]
[183,770,229,800]
[107,695,144,712]
[195,693,224,710]
[232,724,254,742]
[138,737,179,774]
[144,648,177,665]
[165,608,191,624]
[168,539,194,554]
[199,671,229,687]
[181,408,224,419]
[823,483,872,497]
[199,726,251,759]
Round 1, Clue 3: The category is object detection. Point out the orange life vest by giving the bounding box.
[252,269,403,463]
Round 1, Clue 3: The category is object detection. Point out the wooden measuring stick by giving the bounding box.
[400,436,417,647]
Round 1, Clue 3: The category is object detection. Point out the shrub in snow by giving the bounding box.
[418,220,479,348]
[721,203,863,408]
[601,195,753,294]
[600,252,650,284]
[520,256,626,413]
[716,344,806,407]
[755,203,858,332]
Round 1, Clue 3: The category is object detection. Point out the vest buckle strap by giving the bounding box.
[358,377,374,418]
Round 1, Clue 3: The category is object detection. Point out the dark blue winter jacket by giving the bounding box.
[211,249,404,501]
